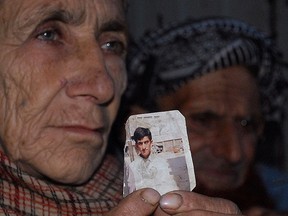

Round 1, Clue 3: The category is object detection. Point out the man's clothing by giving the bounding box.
[127,154,178,195]
[257,164,288,211]
[0,150,123,215]
[197,165,288,212]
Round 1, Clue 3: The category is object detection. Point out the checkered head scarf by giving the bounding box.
[126,17,288,122]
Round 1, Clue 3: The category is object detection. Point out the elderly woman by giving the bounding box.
[0,0,128,214]
[0,1,243,215]
[124,17,288,215]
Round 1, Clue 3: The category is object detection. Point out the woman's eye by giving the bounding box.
[101,41,126,55]
[37,29,59,41]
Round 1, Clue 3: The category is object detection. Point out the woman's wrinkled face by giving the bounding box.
[157,66,263,193]
[0,0,127,184]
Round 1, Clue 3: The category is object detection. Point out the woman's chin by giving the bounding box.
[46,162,96,185]
[37,154,102,185]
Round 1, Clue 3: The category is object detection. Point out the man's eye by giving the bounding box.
[189,114,218,128]
[101,41,126,55]
[240,119,249,127]
[237,117,263,135]
[37,29,59,41]
[192,115,209,123]
[240,119,256,130]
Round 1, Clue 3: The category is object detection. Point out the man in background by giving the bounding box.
[121,17,288,215]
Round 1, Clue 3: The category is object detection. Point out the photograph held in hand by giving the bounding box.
[123,110,196,197]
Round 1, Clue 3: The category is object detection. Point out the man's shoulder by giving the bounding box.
[128,157,142,167]
[256,163,288,211]
[151,154,167,162]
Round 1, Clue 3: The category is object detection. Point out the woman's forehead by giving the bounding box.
[0,0,125,23]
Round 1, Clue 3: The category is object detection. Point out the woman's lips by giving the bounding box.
[60,125,101,134]
[53,125,106,142]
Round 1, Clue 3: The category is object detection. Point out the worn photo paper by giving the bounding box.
[123,110,196,197]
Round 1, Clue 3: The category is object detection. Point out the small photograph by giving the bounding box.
[123,110,196,197]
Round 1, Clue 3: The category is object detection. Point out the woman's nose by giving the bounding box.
[65,40,114,104]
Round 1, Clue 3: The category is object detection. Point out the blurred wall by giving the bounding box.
[126,0,288,170]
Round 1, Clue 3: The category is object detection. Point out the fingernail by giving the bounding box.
[160,193,183,210]
[140,188,161,206]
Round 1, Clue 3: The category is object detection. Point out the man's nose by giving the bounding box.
[141,143,147,149]
[65,39,114,104]
[212,121,243,162]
